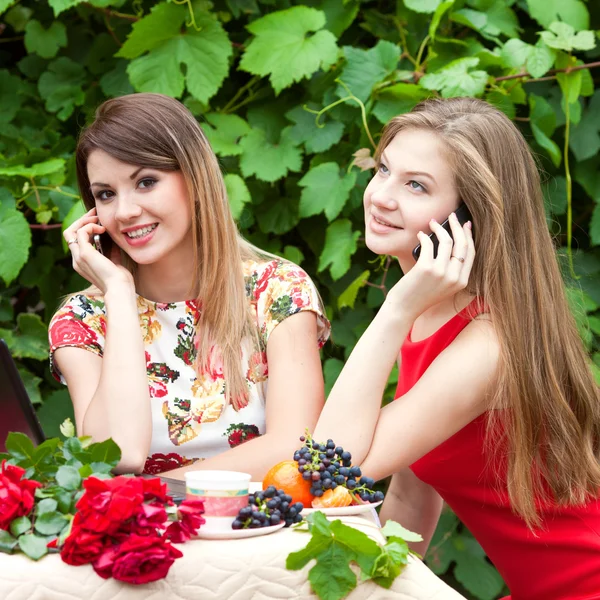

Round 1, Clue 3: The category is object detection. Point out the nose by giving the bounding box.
[369,180,399,211]
[114,196,143,223]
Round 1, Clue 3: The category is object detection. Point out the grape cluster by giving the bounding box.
[293,434,384,503]
[232,486,304,529]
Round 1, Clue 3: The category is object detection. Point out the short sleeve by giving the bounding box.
[48,294,107,383]
[250,259,330,348]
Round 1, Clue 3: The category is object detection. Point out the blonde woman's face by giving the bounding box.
[363,128,460,263]
[87,149,193,266]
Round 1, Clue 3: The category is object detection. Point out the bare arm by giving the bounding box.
[163,311,325,480]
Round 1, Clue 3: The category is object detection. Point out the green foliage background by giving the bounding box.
[1,0,600,596]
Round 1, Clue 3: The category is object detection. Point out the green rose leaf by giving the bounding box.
[338,40,400,102]
[34,511,69,535]
[10,516,31,537]
[318,219,360,281]
[420,57,488,98]
[224,174,251,221]
[0,530,18,554]
[298,162,356,222]
[240,6,338,94]
[17,533,49,561]
[36,498,59,515]
[540,22,596,52]
[5,432,36,463]
[338,270,370,310]
[24,20,67,59]
[239,127,303,182]
[201,113,251,157]
[59,418,75,438]
[285,105,345,154]
[89,438,121,466]
[529,94,561,167]
[38,57,86,120]
[55,465,81,491]
[126,12,232,104]
[526,0,589,31]
[0,209,31,285]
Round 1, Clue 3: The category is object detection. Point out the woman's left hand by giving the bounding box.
[386,213,475,321]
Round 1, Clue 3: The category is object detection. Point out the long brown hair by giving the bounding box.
[377,97,600,527]
[75,93,261,410]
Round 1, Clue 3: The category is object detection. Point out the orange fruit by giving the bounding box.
[311,486,353,509]
[263,460,313,507]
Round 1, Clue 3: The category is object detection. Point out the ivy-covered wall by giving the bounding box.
[1,0,599,596]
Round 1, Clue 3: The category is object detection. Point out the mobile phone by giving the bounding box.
[93,234,104,255]
[412,203,474,261]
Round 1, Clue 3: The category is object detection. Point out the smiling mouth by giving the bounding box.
[373,215,402,229]
[125,224,158,239]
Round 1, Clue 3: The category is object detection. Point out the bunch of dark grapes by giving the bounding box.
[232,486,304,529]
[293,434,384,503]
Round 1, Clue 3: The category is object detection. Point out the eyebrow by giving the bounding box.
[90,166,146,188]
[380,153,436,183]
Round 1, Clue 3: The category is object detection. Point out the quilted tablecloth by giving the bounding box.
[0,515,465,599]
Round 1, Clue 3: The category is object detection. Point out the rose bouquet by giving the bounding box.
[0,420,204,584]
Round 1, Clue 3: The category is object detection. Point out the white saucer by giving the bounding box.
[193,521,285,540]
[303,500,383,517]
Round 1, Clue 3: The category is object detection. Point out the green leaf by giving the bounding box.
[373,83,430,124]
[320,0,359,38]
[17,367,42,405]
[0,0,17,16]
[5,432,36,462]
[382,520,424,543]
[0,159,65,178]
[201,113,251,157]
[239,127,303,182]
[570,92,600,162]
[324,358,343,396]
[329,519,381,574]
[5,5,33,32]
[540,22,596,52]
[529,94,561,167]
[453,552,506,600]
[543,175,567,216]
[127,13,233,104]
[526,41,556,78]
[10,516,31,537]
[501,38,531,69]
[285,105,345,154]
[370,545,404,588]
[308,543,357,600]
[59,418,75,438]
[338,270,370,310]
[38,57,85,120]
[17,533,48,560]
[338,40,400,102]
[0,70,24,125]
[404,0,443,13]
[34,511,69,535]
[451,9,487,33]
[240,6,338,94]
[224,174,251,221]
[590,204,600,247]
[24,20,67,59]
[420,57,488,98]
[256,195,299,235]
[526,0,589,30]
[0,209,31,285]
[429,1,454,41]
[0,530,18,554]
[99,60,134,98]
[299,163,356,222]
[36,498,58,515]
[482,1,520,38]
[318,219,359,280]
[89,438,121,465]
[55,465,81,491]
[9,313,48,361]
[37,390,75,440]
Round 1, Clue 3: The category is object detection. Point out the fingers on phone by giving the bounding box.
[429,218,453,262]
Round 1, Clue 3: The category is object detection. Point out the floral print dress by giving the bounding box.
[48,258,330,474]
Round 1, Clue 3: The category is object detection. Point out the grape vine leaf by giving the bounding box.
[224,173,251,220]
[0,209,31,285]
[298,162,357,221]
[38,57,85,120]
[121,5,232,104]
[590,205,600,247]
[240,6,338,94]
[420,57,488,98]
[482,1,520,38]
[338,270,370,310]
[47,0,84,17]
[285,105,345,154]
[337,40,400,102]
[570,92,600,162]
[525,0,589,31]
[318,219,360,280]
[201,113,251,157]
[526,41,556,78]
[0,70,24,125]
[540,22,596,52]
[24,20,67,59]
[373,83,430,124]
[404,0,443,14]
[239,127,303,182]
[429,0,454,41]
[529,94,561,167]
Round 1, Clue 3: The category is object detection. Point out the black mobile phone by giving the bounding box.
[412,203,474,261]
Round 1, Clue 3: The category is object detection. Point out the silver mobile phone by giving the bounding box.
[93,234,104,255]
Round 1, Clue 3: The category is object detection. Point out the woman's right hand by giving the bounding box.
[63,208,134,294]
[386,212,475,321]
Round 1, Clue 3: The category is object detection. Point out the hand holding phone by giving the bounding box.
[412,203,474,261]
[93,234,104,255]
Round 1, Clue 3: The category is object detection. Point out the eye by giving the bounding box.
[378,163,390,175]
[138,177,157,190]
[407,180,426,192]
[94,189,114,202]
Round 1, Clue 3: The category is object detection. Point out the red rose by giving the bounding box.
[164,499,205,543]
[49,318,96,349]
[141,477,171,503]
[60,527,107,566]
[0,460,42,530]
[93,535,183,584]
[76,476,144,534]
[127,503,168,536]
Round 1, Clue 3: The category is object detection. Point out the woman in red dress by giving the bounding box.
[314,97,600,600]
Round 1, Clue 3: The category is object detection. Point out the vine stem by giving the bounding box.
[414,35,430,72]
[171,0,202,31]
[495,60,600,82]
[30,224,62,230]
[220,76,260,114]
[563,90,575,278]
[364,256,393,297]
[87,5,140,21]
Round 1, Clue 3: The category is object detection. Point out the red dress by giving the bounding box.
[397,302,600,600]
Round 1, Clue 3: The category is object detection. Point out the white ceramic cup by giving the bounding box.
[185,470,251,532]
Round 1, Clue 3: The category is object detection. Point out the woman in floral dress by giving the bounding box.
[48,93,329,479]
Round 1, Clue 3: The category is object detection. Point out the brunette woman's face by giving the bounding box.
[363,128,460,262]
[87,149,193,265]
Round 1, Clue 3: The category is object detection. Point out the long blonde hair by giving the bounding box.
[377,97,600,527]
[76,93,261,410]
